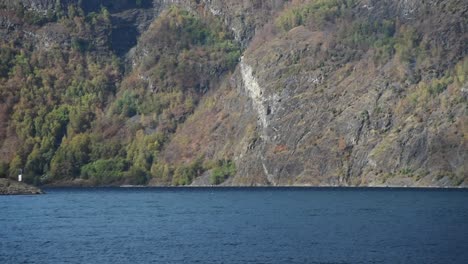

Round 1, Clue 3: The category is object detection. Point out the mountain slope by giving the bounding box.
[0,0,466,187]
[157,0,468,187]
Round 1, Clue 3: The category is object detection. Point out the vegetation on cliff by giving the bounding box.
[237,0,467,186]
[0,0,466,187]
[0,2,239,186]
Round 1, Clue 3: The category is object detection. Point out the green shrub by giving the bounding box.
[0,46,16,77]
[172,166,194,186]
[399,167,413,175]
[427,76,452,96]
[113,91,139,117]
[276,0,356,31]
[49,134,91,180]
[395,27,421,63]
[452,176,465,186]
[23,9,56,25]
[171,158,204,186]
[81,158,128,185]
[71,37,90,52]
[123,166,148,185]
[210,159,236,185]
[150,163,172,182]
[454,57,468,86]
[343,19,395,48]
[0,162,9,178]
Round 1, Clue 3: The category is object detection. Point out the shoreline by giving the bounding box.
[0,179,44,195]
[42,185,468,190]
[40,179,467,189]
[37,178,468,190]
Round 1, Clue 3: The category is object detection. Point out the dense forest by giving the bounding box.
[0,2,240,185]
[0,0,466,187]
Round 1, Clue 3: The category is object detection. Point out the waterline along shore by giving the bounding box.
[0,178,43,195]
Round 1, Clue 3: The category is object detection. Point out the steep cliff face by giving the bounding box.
[0,0,69,11]
[232,0,467,186]
[0,0,466,187]
[160,0,467,187]
[0,0,284,56]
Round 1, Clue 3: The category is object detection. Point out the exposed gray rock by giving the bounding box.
[165,0,467,187]
[0,0,466,187]
[224,0,468,187]
[190,171,212,186]
[0,178,43,195]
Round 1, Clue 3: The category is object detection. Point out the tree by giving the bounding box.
[0,162,9,178]
[50,134,91,180]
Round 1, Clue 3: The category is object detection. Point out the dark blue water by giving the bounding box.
[1,188,468,264]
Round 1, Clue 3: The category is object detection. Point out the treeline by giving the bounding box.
[0,5,120,184]
[0,4,239,186]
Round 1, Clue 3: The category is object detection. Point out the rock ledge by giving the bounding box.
[0,178,43,195]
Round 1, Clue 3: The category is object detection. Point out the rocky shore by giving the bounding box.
[0,178,43,195]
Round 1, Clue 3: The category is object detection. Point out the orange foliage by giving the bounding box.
[273,144,288,154]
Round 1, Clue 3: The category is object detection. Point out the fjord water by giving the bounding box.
[1,188,468,264]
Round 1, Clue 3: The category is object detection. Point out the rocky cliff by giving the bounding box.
[0,178,43,194]
[228,0,468,187]
[0,0,466,187]
[156,0,468,187]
